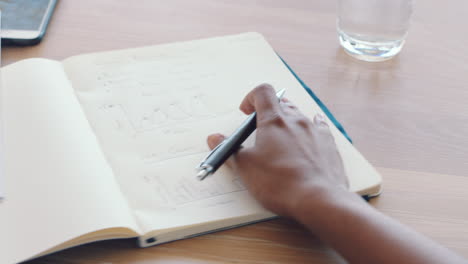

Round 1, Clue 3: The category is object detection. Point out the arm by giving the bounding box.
[207,84,467,264]
[294,187,467,264]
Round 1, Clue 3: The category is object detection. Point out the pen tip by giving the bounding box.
[197,169,210,181]
[276,89,286,98]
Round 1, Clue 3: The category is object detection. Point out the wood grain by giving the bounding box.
[3,0,468,263]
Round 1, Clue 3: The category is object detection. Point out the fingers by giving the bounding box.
[239,84,281,123]
[207,133,225,150]
[313,113,333,136]
[280,97,301,116]
[206,133,238,169]
[313,113,348,188]
[313,113,328,127]
[313,113,336,145]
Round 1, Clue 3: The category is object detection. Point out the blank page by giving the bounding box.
[0,59,139,264]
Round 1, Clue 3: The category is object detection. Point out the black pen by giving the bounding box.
[197,89,286,181]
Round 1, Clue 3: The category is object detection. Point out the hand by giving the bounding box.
[207,84,348,217]
[208,84,468,264]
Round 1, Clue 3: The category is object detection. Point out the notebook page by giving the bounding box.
[62,32,381,233]
[0,59,139,264]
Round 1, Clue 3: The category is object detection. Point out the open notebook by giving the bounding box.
[0,32,382,264]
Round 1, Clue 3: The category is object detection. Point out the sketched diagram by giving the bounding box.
[99,93,222,134]
[143,171,246,206]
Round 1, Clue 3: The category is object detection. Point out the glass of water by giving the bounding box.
[337,0,413,62]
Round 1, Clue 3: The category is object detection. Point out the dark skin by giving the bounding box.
[207,84,467,264]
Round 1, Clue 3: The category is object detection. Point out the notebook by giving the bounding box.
[0,32,382,264]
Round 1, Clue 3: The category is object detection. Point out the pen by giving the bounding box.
[197,89,286,181]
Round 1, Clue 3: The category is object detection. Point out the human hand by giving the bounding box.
[207,84,349,218]
[209,85,468,264]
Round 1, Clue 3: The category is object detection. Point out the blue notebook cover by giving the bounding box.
[279,56,352,143]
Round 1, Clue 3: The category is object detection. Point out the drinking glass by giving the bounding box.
[337,0,413,62]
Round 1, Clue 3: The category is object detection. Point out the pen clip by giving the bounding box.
[197,140,226,169]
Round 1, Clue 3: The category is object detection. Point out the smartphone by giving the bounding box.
[1,0,58,45]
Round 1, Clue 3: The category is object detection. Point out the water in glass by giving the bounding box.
[337,0,413,62]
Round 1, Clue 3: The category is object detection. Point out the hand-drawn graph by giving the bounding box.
[91,51,231,138]
[98,92,222,134]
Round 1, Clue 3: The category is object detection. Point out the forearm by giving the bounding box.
[209,85,466,263]
[293,189,467,264]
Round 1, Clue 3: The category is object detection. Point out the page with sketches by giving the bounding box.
[62,32,381,233]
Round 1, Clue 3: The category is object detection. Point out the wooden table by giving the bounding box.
[4,0,467,263]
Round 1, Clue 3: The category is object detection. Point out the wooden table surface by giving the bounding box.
[4,0,467,263]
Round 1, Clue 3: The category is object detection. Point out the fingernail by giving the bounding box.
[314,113,327,125]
